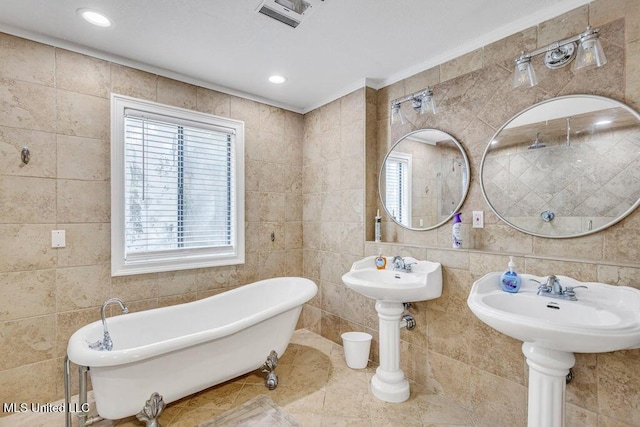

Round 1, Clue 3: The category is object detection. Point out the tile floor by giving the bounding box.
[0,329,475,426]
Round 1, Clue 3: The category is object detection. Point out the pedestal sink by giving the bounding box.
[468,272,640,427]
[342,255,442,403]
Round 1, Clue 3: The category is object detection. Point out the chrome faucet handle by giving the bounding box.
[404,262,417,272]
[564,285,588,299]
[530,278,550,294]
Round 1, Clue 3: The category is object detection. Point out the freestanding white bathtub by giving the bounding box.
[66,277,317,422]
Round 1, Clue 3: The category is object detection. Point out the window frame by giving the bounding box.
[110,94,245,276]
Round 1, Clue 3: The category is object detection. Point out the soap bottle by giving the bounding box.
[500,256,522,293]
[375,209,382,243]
[375,252,386,270]
[452,212,462,248]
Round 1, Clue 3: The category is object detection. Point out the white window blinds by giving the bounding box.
[385,154,410,227]
[111,94,244,276]
[124,111,235,256]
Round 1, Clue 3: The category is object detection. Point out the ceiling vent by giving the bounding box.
[256,0,315,28]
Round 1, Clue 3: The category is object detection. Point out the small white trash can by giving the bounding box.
[341,332,372,369]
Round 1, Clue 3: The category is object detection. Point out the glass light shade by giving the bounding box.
[573,34,607,71]
[513,57,537,88]
[390,103,404,125]
[419,94,436,114]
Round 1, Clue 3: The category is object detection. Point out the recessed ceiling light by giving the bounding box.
[268,75,287,84]
[78,8,112,28]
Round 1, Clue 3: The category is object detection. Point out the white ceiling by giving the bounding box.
[0,0,591,113]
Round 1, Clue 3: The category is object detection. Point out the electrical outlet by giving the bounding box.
[472,211,484,228]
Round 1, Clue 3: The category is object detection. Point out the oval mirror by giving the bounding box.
[379,129,470,231]
[480,94,640,238]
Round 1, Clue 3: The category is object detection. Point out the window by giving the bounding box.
[385,152,411,227]
[111,94,244,276]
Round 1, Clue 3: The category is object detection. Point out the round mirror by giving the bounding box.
[379,129,470,231]
[480,94,640,238]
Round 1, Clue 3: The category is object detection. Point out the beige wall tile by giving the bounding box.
[157,76,197,110]
[55,223,110,267]
[627,39,640,111]
[54,308,100,357]
[566,403,599,427]
[260,104,285,135]
[284,110,304,139]
[538,5,589,47]
[158,292,196,308]
[484,27,537,68]
[111,64,157,101]
[0,360,57,407]
[230,96,260,129]
[111,273,159,302]
[196,87,231,117]
[0,176,56,223]
[0,224,57,272]
[469,368,527,426]
[0,78,55,131]
[566,353,598,411]
[0,315,55,370]
[533,233,604,261]
[340,88,365,125]
[0,126,56,178]
[440,49,484,82]
[55,49,110,98]
[426,351,472,406]
[404,67,440,95]
[0,33,54,86]
[597,350,640,425]
[57,135,109,181]
[157,268,200,297]
[55,264,110,311]
[56,90,109,139]
[57,179,110,223]
[0,269,55,321]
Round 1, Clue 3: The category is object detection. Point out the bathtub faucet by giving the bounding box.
[89,298,129,351]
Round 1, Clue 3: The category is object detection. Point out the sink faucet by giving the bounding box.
[533,275,588,301]
[89,298,129,351]
[391,256,415,272]
[548,275,563,295]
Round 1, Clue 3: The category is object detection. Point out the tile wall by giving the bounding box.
[303,0,640,425]
[1,0,639,426]
[0,38,304,412]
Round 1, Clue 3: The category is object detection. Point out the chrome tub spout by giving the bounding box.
[89,298,129,351]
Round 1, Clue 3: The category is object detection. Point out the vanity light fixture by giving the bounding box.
[77,8,112,27]
[512,26,606,88]
[390,87,435,125]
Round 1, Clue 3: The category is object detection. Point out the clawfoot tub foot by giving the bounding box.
[136,392,165,427]
[261,350,279,390]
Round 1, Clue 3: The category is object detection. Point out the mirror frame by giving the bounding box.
[379,129,470,231]
[480,94,640,239]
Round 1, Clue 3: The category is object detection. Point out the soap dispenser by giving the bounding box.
[500,256,522,293]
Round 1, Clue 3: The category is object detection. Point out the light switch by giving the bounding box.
[51,230,66,248]
[472,211,484,228]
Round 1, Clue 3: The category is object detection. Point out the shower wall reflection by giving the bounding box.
[481,96,640,237]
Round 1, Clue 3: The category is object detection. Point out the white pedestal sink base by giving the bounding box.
[371,301,410,403]
[522,343,576,427]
